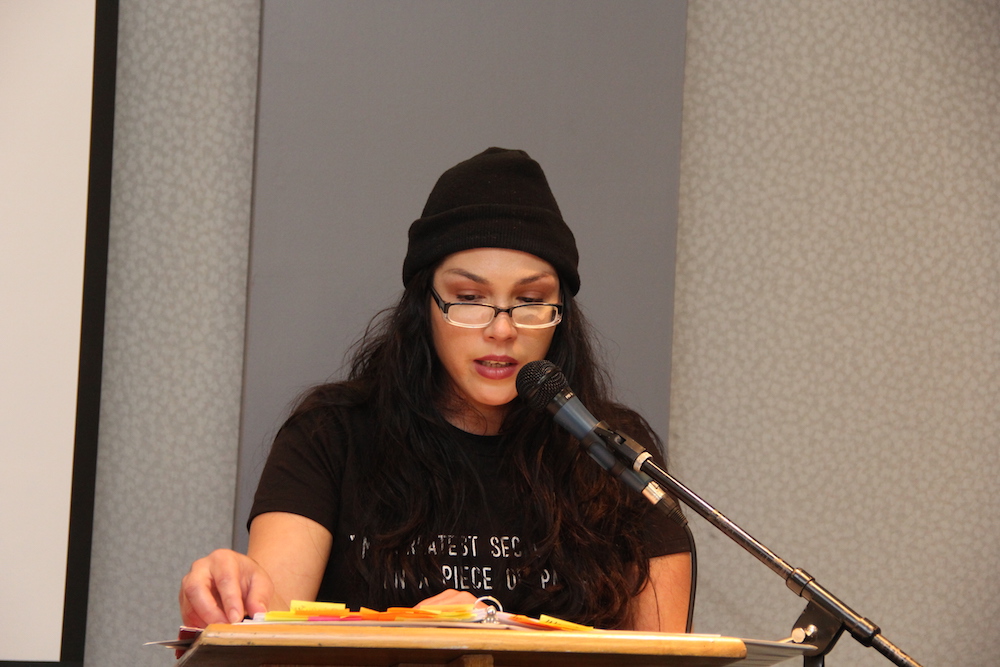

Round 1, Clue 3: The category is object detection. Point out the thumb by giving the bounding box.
[243,567,275,618]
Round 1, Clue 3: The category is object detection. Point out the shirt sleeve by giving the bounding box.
[248,408,348,534]
[641,494,693,556]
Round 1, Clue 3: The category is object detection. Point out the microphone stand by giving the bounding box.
[593,425,924,667]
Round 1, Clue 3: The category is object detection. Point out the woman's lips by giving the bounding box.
[474,356,518,380]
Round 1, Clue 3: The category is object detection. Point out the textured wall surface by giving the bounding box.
[671,2,999,665]
[85,2,259,665]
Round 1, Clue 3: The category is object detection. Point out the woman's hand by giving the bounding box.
[413,589,482,608]
[178,513,332,628]
[178,549,274,627]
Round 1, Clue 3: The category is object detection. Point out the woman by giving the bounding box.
[179,148,693,632]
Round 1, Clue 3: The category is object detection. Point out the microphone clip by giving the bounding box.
[593,426,653,475]
[586,425,682,524]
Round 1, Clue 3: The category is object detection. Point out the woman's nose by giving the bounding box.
[484,311,517,339]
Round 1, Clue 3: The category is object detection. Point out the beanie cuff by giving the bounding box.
[403,204,580,295]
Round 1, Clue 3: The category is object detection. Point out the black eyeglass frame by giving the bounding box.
[430,287,564,329]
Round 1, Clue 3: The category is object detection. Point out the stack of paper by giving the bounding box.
[252,599,595,631]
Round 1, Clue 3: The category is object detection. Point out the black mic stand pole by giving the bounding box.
[594,426,923,667]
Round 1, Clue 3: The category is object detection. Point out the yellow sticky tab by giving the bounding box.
[289,600,348,616]
[415,604,475,615]
[420,605,478,621]
[262,610,306,621]
[536,615,595,631]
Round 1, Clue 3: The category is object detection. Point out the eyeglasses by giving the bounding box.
[431,288,563,329]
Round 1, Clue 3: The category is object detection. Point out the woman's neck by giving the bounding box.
[440,400,507,436]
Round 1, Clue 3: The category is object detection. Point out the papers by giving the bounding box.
[146,600,594,653]
[249,599,595,631]
[143,626,201,651]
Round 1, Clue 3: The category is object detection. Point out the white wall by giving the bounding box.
[0,0,95,661]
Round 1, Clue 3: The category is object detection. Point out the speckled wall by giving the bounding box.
[85,1,998,666]
[85,2,259,665]
[670,2,999,666]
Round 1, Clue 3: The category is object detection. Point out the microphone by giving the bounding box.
[515,360,605,447]
[516,360,685,525]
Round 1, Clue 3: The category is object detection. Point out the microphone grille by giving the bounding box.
[516,360,568,412]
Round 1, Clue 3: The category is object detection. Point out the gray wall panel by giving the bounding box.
[236,1,688,550]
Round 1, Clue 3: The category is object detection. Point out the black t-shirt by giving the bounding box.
[250,397,690,612]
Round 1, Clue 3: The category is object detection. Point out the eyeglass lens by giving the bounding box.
[448,303,558,327]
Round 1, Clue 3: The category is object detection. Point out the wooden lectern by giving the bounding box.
[174,623,811,667]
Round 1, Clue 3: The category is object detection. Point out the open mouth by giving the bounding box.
[477,359,515,368]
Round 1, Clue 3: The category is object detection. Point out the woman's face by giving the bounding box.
[431,248,561,433]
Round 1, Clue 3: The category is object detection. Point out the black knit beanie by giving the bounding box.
[402,147,581,295]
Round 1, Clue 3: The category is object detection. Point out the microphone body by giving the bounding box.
[516,360,682,522]
[544,385,599,442]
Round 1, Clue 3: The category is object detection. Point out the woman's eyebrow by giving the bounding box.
[516,273,557,287]
[442,268,557,287]
[442,268,488,284]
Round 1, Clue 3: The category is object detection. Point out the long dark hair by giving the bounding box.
[292,267,662,628]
